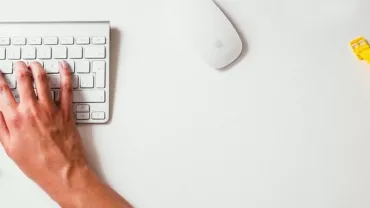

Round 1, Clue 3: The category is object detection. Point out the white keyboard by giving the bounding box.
[0,21,110,124]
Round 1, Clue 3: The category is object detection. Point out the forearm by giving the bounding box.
[49,166,132,208]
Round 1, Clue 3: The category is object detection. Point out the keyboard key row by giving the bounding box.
[0,37,106,46]
[4,72,103,90]
[49,74,94,89]
[76,111,106,120]
[0,60,105,81]
[74,104,105,120]
[0,46,105,60]
[11,89,105,103]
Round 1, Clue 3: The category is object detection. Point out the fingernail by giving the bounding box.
[60,60,68,68]
[15,61,26,70]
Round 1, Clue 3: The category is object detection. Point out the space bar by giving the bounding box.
[72,90,105,103]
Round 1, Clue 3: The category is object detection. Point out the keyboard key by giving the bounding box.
[92,37,106,45]
[84,46,105,59]
[48,75,60,88]
[4,75,16,89]
[0,37,10,45]
[60,37,74,45]
[43,37,58,45]
[37,47,52,59]
[80,74,94,88]
[0,61,13,74]
[12,37,26,45]
[92,61,106,88]
[53,46,67,59]
[22,47,36,60]
[68,46,83,59]
[54,90,60,102]
[75,60,90,73]
[11,90,20,102]
[50,91,55,100]
[44,60,59,74]
[28,37,42,45]
[7,47,21,60]
[72,90,105,103]
[76,104,90,112]
[91,112,105,120]
[76,37,90,45]
[65,60,75,73]
[0,48,5,60]
[72,75,79,89]
[76,113,90,120]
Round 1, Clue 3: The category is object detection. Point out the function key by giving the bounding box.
[60,37,74,45]
[0,37,10,45]
[76,37,90,45]
[28,37,42,45]
[43,37,58,45]
[92,37,106,45]
[12,37,26,45]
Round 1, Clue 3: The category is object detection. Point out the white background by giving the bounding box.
[2,0,370,207]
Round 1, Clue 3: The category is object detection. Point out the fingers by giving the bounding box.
[59,61,73,119]
[0,72,17,115]
[15,62,36,104]
[0,112,9,147]
[29,62,52,103]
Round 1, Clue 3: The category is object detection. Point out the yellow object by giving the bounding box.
[350,37,370,63]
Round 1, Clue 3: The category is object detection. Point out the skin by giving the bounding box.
[0,61,132,208]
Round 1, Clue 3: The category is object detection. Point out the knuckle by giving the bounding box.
[17,70,30,81]
[8,114,22,129]
[62,83,72,94]
[62,69,72,78]
[5,146,15,158]
[0,83,8,93]
[35,72,47,83]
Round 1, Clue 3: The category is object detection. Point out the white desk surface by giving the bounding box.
[2,0,370,207]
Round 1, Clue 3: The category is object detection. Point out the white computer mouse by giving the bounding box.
[174,0,243,69]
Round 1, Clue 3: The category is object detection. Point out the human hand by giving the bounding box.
[0,61,131,207]
[0,61,90,200]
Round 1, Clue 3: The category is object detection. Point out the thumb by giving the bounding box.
[0,112,9,148]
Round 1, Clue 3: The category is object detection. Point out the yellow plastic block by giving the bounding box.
[350,36,370,63]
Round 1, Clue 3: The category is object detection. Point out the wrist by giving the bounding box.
[47,165,103,208]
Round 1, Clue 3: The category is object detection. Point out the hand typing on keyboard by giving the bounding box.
[0,61,131,207]
[0,35,110,124]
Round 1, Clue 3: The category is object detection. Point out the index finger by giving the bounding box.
[59,61,73,120]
